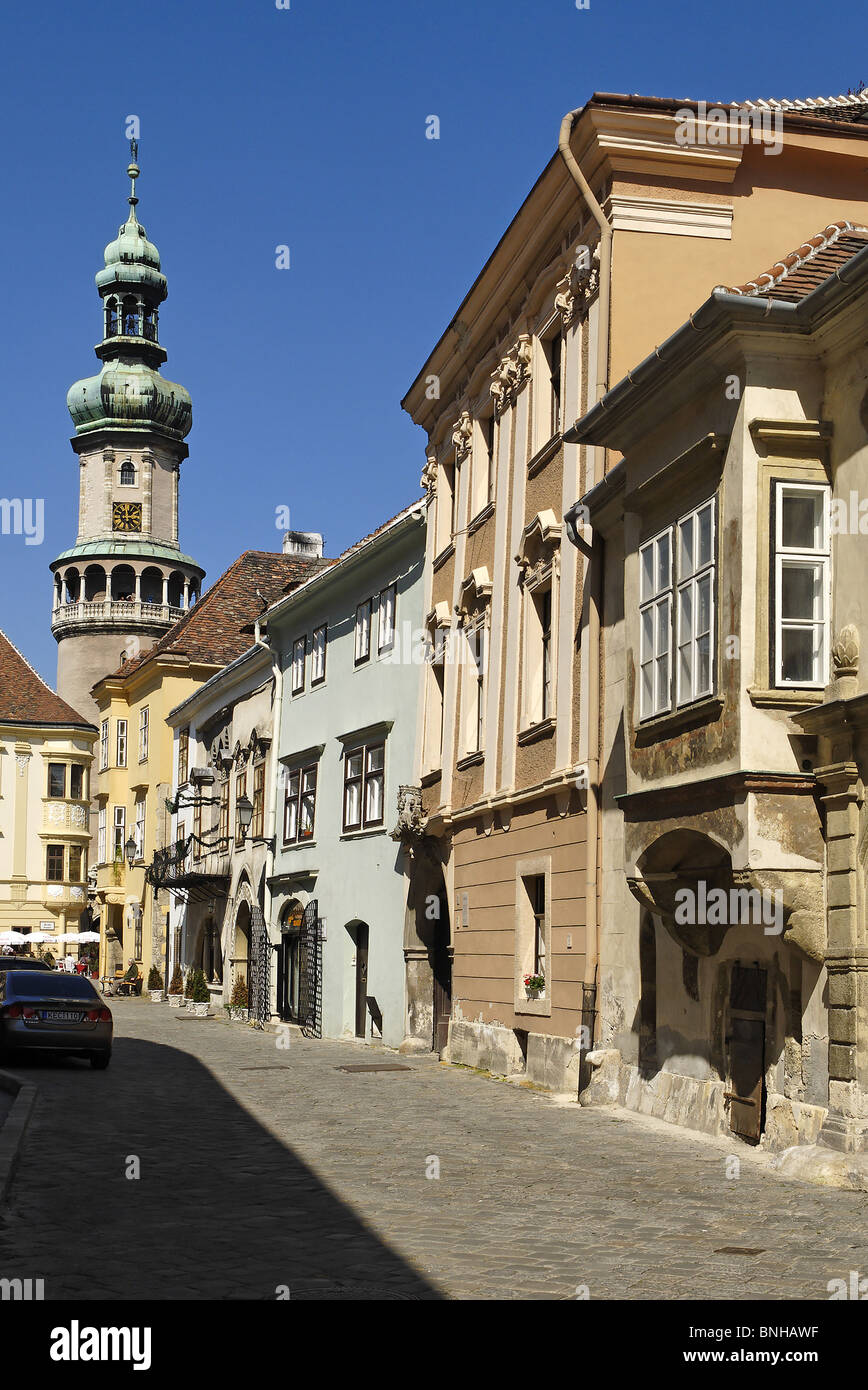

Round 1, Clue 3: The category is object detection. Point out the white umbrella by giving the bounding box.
[77,932,101,943]
[27,932,53,944]
[0,931,25,944]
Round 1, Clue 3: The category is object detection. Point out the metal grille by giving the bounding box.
[250,903,271,1028]
[298,899,322,1038]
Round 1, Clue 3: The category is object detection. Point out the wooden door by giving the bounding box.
[726,964,767,1144]
[354,924,369,1038]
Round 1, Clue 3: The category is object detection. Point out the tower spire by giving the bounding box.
[127,138,140,222]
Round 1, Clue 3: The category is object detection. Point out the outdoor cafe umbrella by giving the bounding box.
[0,931,26,945]
[77,932,100,943]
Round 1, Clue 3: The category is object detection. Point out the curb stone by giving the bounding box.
[0,1070,37,1204]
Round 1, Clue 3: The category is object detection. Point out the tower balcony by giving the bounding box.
[51,598,184,637]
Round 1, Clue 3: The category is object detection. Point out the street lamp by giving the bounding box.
[236,794,254,841]
[124,835,137,868]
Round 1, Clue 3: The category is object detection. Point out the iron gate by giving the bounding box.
[250,903,271,1028]
[298,899,322,1038]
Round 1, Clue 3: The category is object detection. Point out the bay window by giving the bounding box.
[639,499,715,720]
[774,482,830,687]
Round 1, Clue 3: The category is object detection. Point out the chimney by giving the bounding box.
[282,530,323,559]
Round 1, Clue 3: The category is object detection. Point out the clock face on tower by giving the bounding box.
[112,502,142,533]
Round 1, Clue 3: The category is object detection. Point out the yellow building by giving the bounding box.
[0,631,97,949]
[91,548,327,986]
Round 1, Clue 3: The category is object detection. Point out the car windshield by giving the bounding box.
[0,957,51,970]
[9,973,99,1001]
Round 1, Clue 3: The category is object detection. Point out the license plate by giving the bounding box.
[40,1010,82,1024]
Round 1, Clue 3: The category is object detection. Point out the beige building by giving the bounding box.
[401,90,868,1091]
[573,217,868,1161]
[0,631,97,946]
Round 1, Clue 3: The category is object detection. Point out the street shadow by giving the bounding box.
[0,1035,441,1300]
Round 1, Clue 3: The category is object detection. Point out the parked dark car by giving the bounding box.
[0,971,112,1068]
[0,955,53,973]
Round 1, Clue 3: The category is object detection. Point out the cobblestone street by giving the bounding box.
[1,999,867,1300]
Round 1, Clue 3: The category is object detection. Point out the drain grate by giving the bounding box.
[713,1247,765,1256]
[336,1063,412,1073]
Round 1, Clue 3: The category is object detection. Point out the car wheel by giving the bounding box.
[90,1052,111,1071]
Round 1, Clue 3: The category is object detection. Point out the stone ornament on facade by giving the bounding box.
[420,452,438,496]
[456,567,493,624]
[489,334,532,415]
[554,247,601,326]
[70,803,89,827]
[831,623,860,697]
[451,410,473,460]
[15,751,31,778]
[390,784,425,845]
[515,509,562,587]
[47,802,67,825]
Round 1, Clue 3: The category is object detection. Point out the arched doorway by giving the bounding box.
[277,899,305,1023]
[347,921,369,1038]
[233,899,251,993]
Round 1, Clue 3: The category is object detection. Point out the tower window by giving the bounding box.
[122,296,139,336]
[105,299,118,337]
[119,459,136,487]
[143,305,157,341]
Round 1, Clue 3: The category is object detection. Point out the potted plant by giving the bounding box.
[228,975,249,1021]
[167,964,184,1008]
[147,965,164,1002]
[524,973,545,1000]
[190,968,211,1017]
[184,968,195,1002]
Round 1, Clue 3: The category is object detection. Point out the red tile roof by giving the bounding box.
[716,220,868,300]
[97,550,332,689]
[0,630,95,728]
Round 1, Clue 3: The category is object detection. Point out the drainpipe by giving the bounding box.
[558,108,612,1073]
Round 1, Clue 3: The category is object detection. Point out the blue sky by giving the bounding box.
[0,0,859,685]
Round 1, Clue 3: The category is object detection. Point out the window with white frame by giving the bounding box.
[343,741,385,831]
[134,794,146,861]
[354,600,372,665]
[774,481,830,687]
[438,457,458,551]
[472,412,497,516]
[311,624,327,684]
[113,805,126,859]
[523,580,556,726]
[98,805,106,864]
[639,500,716,719]
[544,328,563,440]
[292,636,306,694]
[138,706,149,762]
[100,719,109,772]
[116,719,128,768]
[283,764,318,844]
[462,623,486,754]
[378,585,396,654]
[424,622,447,771]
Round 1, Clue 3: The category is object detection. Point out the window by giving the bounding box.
[425,626,446,771]
[46,845,64,882]
[119,459,136,486]
[344,741,385,831]
[463,625,486,753]
[100,720,109,771]
[378,585,396,654]
[530,875,546,977]
[178,726,189,785]
[539,589,553,720]
[70,764,84,799]
[48,763,66,798]
[133,912,143,962]
[113,806,126,859]
[134,795,146,861]
[438,458,458,550]
[311,624,327,684]
[355,600,372,665]
[252,763,265,839]
[639,529,672,719]
[639,500,715,720]
[98,806,106,865]
[774,482,830,687]
[234,770,247,841]
[544,329,563,438]
[284,764,318,844]
[219,779,229,848]
[484,413,496,506]
[116,719,128,768]
[68,845,84,883]
[193,792,203,858]
[292,636,306,694]
[138,706,149,762]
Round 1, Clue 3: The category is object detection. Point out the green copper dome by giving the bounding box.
[67,358,192,439]
[96,215,167,300]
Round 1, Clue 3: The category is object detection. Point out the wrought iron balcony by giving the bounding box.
[147,836,231,902]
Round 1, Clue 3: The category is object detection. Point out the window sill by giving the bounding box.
[517,717,556,746]
[340,826,387,841]
[634,696,724,747]
[420,769,442,788]
[527,433,562,479]
[467,502,495,535]
[281,839,317,852]
[514,994,552,1018]
[748,687,825,709]
[433,542,455,572]
[456,751,484,771]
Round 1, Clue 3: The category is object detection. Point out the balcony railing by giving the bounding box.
[51,599,184,630]
[147,837,231,901]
